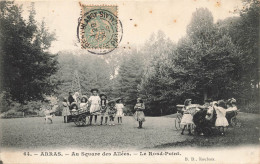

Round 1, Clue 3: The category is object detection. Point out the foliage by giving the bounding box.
[0,1,58,103]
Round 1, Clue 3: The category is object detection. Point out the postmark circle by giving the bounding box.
[78,9,122,55]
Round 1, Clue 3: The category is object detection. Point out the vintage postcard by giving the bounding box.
[0,0,259,163]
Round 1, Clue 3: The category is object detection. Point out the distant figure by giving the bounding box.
[108,101,116,126]
[226,98,238,124]
[73,92,80,104]
[213,100,229,135]
[88,89,101,125]
[115,98,124,124]
[133,98,145,129]
[68,92,75,108]
[43,108,55,124]
[62,98,70,123]
[100,94,109,125]
[80,95,88,111]
[181,99,194,135]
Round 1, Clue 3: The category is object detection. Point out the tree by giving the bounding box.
[51,50,113,99]
[0,1,58,103]
[115,49,143,106]
[218,0,259,100]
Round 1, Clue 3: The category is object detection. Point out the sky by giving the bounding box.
[17,0,243,53]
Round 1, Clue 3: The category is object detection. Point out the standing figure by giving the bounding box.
[115,98,124,124]
[213,100,229,135]
[100,94,109,125]
[181,99,194,135]
[133,98,145,128]
[88,89,101,125]
[62,98,70,123]
[73,92,80,105]
[68,92,75,109]
[226,98,238,124]
[108,101,116,126]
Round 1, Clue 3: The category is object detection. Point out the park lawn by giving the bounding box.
[0,116,190,150]
[157,112,260,148]
[0,113,259,150]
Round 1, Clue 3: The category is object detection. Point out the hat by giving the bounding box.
[81,95,88,102]
[108,100,115,105]
[91,88,99,93]
[99,94,107,99]
[115,98,122,103]
[184,99,192,106]
[70,102,78,108]
[81,95,88,99]
[230,98,236,104]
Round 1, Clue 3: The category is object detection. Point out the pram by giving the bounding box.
[67,102,91,126]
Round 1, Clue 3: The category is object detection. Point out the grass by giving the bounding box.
[0,113,259,150]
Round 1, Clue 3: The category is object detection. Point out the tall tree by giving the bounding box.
[0,1,58,103]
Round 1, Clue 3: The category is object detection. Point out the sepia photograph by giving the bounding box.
[0,0,259,163]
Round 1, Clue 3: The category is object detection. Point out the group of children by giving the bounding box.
[180,98,238,135]
[62,89,146,128]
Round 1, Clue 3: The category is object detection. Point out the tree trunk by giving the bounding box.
[203,89,208,101]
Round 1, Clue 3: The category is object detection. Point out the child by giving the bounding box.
[213,100,229,135]
[70,102,78,113]
[100,94,109,125]
[115,98,124,124]
[43,108,54,124]
[181,99,194,135]
[80,96,88,111]
[73,92,80,104]
[88,89,101,125]
[62,98,70,123]
[133,98,145,128]
[226,98,238,124]
[108,101,116,126]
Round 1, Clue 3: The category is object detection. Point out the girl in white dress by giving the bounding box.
[213,100,229,135]
[181,99,194,135]
[62,98,70,123]
[88,89,101,125]
[115,98,124,124]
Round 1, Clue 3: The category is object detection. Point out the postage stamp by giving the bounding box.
[79,4,119,53]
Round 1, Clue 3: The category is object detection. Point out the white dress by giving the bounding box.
[88,96,101,114]
[180,106,194,125]
[116,103,124,117]
[215,106,229,127]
